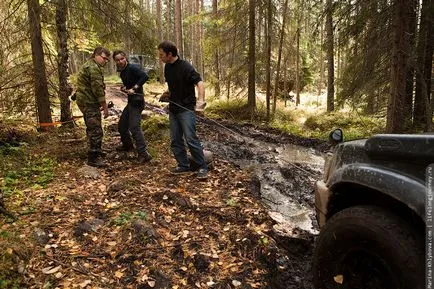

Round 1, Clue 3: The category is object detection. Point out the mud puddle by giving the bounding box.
[199,121,327,288]
[203,134,324,233]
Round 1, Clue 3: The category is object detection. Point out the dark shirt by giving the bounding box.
[119,63,149,95]
[164,58,202,113]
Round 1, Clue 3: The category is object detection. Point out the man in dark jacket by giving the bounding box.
[157,41,208,179]
[113,50,152,163]
[76,46,110,167]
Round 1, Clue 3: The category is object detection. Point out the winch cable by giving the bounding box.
[128,92,321,177]
[164,99,320,178]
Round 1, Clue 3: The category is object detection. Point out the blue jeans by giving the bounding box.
[169,110,207,171]
[118,103,147,153]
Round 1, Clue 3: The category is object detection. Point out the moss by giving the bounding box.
[304,112,386,140]
[141,114,170,141]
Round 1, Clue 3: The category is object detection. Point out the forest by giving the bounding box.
[0,0,432,134]
[0,0,433,288]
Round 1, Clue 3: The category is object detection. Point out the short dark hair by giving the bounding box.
[112,50,126,60]
[158,41,178,57]
[92,46,110,58]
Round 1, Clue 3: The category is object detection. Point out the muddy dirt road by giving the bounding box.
[106,87,329,288]
[195,117,328,289]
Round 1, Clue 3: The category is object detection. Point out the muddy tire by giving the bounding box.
[312,205,424,289]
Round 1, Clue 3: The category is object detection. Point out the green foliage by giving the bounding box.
[0,230,25,288]
[104,74,122,84]
[113,211,148,226]
[304,111,386,140]
[1,153,55,196]
[142,115,170,141]
[207,99,296,125]
[207,98,385,140]
[207,100,261,122]
[113,212,133,226]
[226,197,238,207]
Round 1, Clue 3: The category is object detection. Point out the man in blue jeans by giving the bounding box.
[158,41,208,180]
[113,50,152,164]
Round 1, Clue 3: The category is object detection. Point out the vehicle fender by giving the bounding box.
[328,164,425,220]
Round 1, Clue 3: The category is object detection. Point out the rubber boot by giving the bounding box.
[87,152,107,167]
[137,151,152,164]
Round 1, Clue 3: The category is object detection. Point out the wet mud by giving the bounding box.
[197,118,329,289]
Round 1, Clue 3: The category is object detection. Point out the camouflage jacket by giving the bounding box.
[76,59,106,108]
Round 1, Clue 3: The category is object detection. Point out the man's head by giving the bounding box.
[113,50,128,70]
[92,46,111,67]
[158,41,178,64]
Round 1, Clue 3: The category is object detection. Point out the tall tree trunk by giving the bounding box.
[248,0,256,114]
[186,0,193,62]
[387,0,415,133]
[200,0,205,77]
[414,0,434,130]
[265,0,272,120]
[226,25,237,101]
[325,0,334,112]
[55,0,73,126]
[195,0,203,77]
[166,0,173,41]
[125,0,132,52]
[27,0,52,129]
[424,1,434,131]
[403,0,417,129]
[156,0,165,84]
[213,0,220,98]
[318,19,325,98]
[272,0,289,114]
[296,27,301,106]
[175,0,183,58]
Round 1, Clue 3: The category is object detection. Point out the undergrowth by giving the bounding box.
[304,112,386,140]
[141,114,170,141]
[207,99,386,140]
[1,152,56,196]
[0,122,56,204]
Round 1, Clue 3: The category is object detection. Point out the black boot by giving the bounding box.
[88,152,107,167]
[137,151,152,164]
[116,144,134,152]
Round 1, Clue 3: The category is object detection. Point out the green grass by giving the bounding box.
[206,98,386,141]
[142,114,170,141]
[104,74,122,84]
[0,148,56,197]
[0,230,27,288]
[304,111,386,140]
[112,211,148,226]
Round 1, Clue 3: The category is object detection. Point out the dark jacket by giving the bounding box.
[119,63,149,106]
[164,58,202,113]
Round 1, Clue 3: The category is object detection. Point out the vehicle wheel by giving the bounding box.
[312,205,424,289]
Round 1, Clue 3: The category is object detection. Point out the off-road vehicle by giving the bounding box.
[313,130,429,289]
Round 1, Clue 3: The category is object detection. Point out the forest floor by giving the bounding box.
[0,86,329,289]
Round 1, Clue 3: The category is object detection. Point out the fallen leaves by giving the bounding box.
[334,274,344,284]
[2,120,285,289]
[42,265,61,274]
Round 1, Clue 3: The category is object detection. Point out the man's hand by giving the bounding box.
[159,91,170,102]
[100,102,109,118]
[195,101,206,117]
[195,101,207,111]
[120,86,129,94]
[103,107,109,118]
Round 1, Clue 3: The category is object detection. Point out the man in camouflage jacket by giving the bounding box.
[76,46,111,167]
